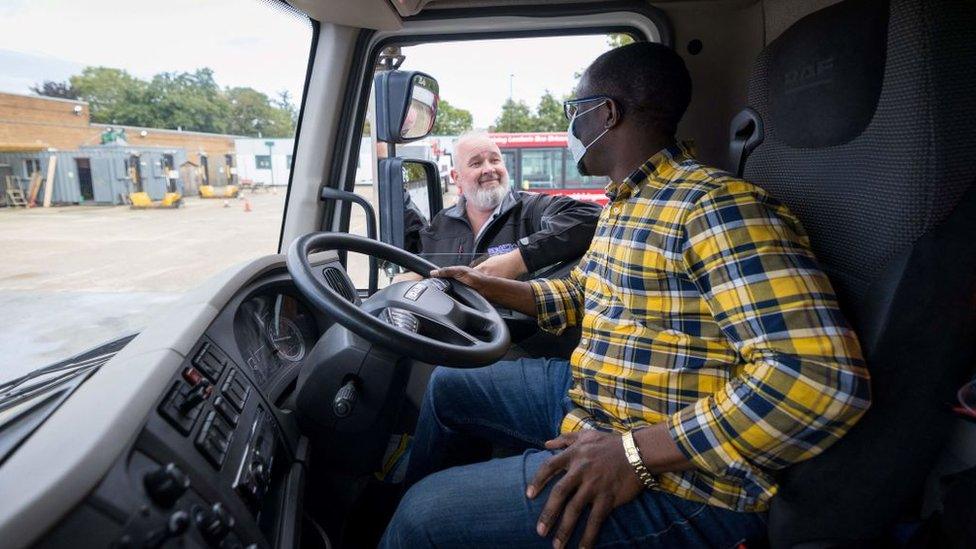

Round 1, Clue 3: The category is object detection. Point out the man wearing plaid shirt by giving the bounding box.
[381,42,871,549]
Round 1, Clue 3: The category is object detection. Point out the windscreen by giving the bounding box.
[0,0,313,383]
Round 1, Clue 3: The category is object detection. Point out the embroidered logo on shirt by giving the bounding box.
[487,243,517,256]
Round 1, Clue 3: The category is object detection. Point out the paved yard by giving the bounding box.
[0,188,379,382]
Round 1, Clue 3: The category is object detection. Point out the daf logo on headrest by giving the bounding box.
[784,57,834,93]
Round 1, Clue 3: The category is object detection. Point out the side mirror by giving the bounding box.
[374,71,439,143]
[377,158,443,250]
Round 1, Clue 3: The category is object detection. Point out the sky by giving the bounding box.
[0,0,614,128]
[400,35,612,128]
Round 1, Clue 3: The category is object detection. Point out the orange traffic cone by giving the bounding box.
[243,197,252,212]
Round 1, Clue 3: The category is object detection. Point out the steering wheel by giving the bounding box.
[286,233,510,367]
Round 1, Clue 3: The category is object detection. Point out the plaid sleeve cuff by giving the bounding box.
[528,277,582,335]
[667,398,746,477]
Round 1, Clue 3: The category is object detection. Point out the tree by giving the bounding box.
[276,90,298,126]
[145,69,230,133]
[533,90,566,132]
[432,99,473,135]
[492,99,534,132]
[63,65,295,137]
[70,67,151,125]
[226,87,293,138]
[30,80,78,100]
[608,33,635,48]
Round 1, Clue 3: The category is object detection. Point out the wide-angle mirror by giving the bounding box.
[400,74,438,140]
[373,70,439,144]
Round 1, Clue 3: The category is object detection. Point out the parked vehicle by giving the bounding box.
[491,132,610,204]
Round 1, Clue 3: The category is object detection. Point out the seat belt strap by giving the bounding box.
[728,108,764,178]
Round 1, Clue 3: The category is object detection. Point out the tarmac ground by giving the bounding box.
[0,188,378,382]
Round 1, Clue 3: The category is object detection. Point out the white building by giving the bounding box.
[236,135,457,187]
[355,135,457,185]
[234,138,294,186]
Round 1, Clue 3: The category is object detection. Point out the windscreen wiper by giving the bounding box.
[0,333,136,411]
[0,353,110,413]
[0,351,113,394]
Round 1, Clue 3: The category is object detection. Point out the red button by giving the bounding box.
[182,367,205,386]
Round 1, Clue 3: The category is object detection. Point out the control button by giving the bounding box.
[144,510,190,549]
[195,411,233,469]
[194,503,235,546]
[221,372,249,413]
[193,343,226,382]
[249,455,270,486]
[143,463,189,508]
[178,382,211,415]
[158,381,204,435]
[333,379,358,418]
[213,396,240,426]
[198,440,225,468]
[182,367,205,386]
[211,412,234,438]
[167,510,190,536]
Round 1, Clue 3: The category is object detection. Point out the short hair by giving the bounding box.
[452,130,497,163]
[583,42,692,136]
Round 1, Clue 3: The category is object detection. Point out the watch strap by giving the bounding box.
[622,430,658,490]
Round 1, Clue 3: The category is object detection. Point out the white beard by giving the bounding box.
[467,183,507,211]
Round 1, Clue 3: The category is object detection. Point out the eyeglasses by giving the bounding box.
[563,95,613,120]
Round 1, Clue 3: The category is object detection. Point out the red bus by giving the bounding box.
[488,132,610,205]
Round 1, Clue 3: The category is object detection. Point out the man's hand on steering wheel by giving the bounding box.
[431,265,493,293]
[433,264,539,317]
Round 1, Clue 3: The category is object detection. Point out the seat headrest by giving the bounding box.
[765,0,889,147]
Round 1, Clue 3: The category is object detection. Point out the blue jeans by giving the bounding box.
[381,358,767,548]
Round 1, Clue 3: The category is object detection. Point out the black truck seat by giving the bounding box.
[729,0,976,546]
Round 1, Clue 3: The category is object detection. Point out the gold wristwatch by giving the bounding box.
[622,430,659,490]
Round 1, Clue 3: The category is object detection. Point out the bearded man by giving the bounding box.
[410,131,600,279]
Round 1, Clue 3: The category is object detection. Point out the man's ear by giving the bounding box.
[604,99,623,129]
[450,169,461,192]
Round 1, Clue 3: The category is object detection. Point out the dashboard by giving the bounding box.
[0,249,546,549]
[234,291,319,391]
[3,253,358,549]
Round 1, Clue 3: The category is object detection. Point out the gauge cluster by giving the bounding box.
[232,291,318,389]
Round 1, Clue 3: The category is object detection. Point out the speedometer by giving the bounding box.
[267,316,306,362]
[235,291,317,389]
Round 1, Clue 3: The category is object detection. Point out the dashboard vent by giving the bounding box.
[323,267,356,303]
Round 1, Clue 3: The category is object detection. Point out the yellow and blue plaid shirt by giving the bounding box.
[528,144,870,512]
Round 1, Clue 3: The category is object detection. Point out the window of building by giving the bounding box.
[161,154,175,173]
[255,155,272,169]
[24,159,41,177]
